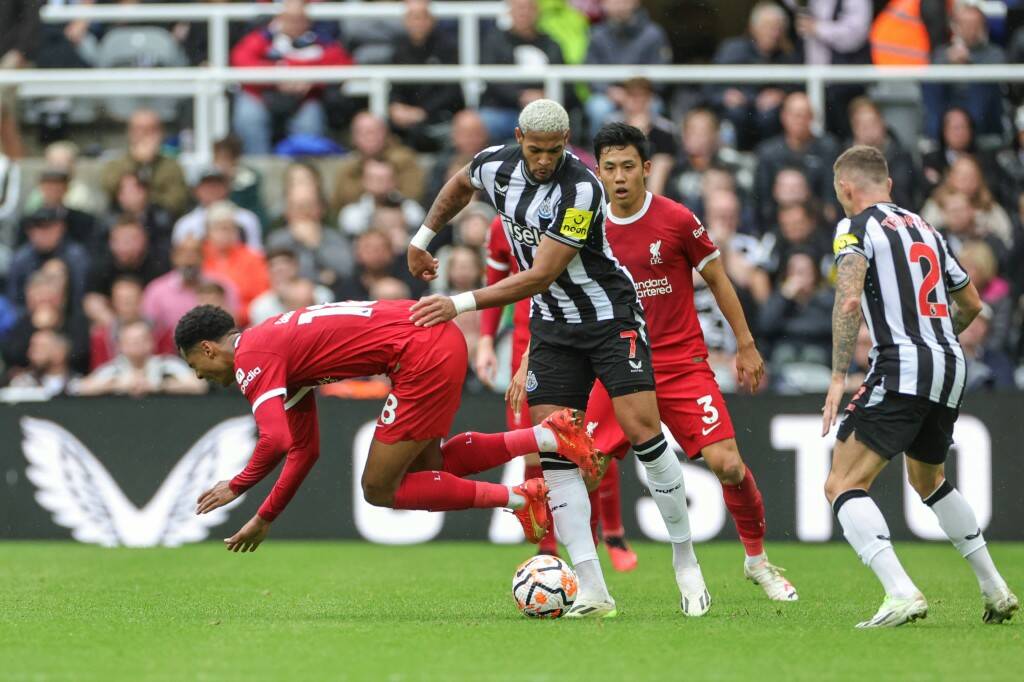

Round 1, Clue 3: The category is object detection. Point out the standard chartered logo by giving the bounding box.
[634,277,673,299]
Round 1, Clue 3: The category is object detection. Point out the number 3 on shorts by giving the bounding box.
[697,394,719,425]
[380,393,398,425]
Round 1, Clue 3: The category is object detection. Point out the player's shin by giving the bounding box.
[634,434,698,570]
[721,465,767,560]
[834,489,919,599]
[392,471,515,511]
[440,424,561,477]
[923,480,1007,594]
[542,459,611,602]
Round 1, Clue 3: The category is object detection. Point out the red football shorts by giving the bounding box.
[585,364,735,459]
[374,321,468,444]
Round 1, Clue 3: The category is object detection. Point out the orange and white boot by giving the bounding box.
[511,478,551,544]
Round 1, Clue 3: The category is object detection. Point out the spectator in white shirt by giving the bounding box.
[171,167,262,250]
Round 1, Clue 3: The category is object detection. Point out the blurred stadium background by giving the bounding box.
[1,0,1022,543]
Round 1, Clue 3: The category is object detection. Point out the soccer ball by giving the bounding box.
[512,554,578,618]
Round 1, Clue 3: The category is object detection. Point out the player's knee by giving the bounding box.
[362,480,396,507]
[707,445,745,485]
[823,474,843,504]
[907,467,945,500]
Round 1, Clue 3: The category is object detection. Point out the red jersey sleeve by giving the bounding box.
[677,206,720,272]
[228,350,291,496]
[253,390,320,522]
[481,216,511,338]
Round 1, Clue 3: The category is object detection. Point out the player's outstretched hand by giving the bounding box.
[475,336,498,388]
[409,295,456,327]
[505,359,529,416]
[196,479,238,515]
[821,376,845,437]
[224,514,270,553]
[735,341,765,393]
[407,245,439,282]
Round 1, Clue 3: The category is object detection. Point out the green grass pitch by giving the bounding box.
[2,541,1022,681]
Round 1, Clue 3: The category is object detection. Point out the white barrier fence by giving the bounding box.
[6,3,1020,162]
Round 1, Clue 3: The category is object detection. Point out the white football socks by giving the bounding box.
[533,425,558,453]
[506,488,525,510]
[635,434,699,575]
[924,480,1006,594]
[834,490,919,599]
[542,465,610,602]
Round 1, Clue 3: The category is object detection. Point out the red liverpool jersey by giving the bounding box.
[234,299,423,407]
[605,192,719,373]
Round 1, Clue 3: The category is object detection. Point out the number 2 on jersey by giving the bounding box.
[909,243,948,319]
[298,301,376,325]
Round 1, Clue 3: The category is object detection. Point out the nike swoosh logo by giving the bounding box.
[965,528,982,540]
[701,423,722,436]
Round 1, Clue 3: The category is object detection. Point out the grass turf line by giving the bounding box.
[1,541,1022,681]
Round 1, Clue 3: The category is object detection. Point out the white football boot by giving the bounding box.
[982,586,1019,624]
[677,565,712,617]
[744,559,799,602]
[564,596,618,619]
[855,592,928,629]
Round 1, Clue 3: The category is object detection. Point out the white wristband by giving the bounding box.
[411,224,436,251]
[451,292,477,314]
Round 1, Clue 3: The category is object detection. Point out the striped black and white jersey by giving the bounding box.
[834,202,970,408]
[469,144,639,323]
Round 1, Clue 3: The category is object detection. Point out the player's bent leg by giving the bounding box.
[439,409,595,478]
[905,457,1019,624]
[612,390,708,615]
[702,439,797,601]
[827,433,925,627]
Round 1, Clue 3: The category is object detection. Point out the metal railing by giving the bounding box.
[12,3,1021,163]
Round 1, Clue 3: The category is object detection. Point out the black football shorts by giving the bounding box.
[836,384,958,464]
[525,310,656,411]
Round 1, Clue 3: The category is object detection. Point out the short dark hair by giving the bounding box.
[213,135,243,160]
[174,305,235,353]
[265,246,299,262]
[593,122,650,163]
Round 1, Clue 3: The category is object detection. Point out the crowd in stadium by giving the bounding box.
[0,0,1023,400]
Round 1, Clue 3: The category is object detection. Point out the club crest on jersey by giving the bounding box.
[559,208,592,241]
[538,197,553,219]
[649,240,663,264]
[525,371,538,392]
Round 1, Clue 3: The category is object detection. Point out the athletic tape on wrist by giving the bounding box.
[452,292,477,314]
[411,225,435,251]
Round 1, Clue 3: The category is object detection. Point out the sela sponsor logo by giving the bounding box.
[502,215,544,247]
[634,276,673,299]
[649,240,663,264]
[238,366,262,393]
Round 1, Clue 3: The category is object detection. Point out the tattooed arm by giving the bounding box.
[949,280,983,335]
[423,164,476,231]
[831,254,868,377]
[821,253,868,435]
[408,163,476,281]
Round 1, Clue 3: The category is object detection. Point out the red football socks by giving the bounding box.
[598,458,625,537]
[392,471,509,511]
[722,466,766,556]
[440,429,540,477]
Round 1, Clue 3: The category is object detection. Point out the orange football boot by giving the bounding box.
[541,408,604,482]
[512,478,551,543]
